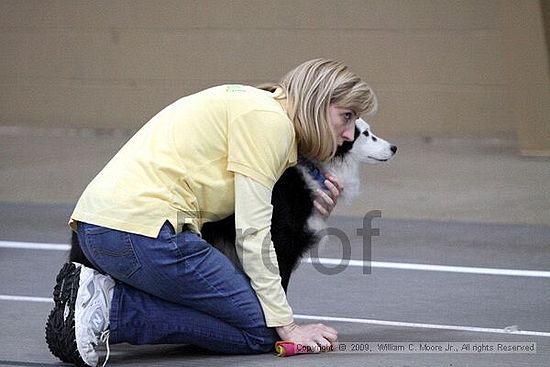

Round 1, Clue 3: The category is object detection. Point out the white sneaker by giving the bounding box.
[46,262,115,367]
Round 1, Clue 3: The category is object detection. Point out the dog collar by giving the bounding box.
[299,158,327,190]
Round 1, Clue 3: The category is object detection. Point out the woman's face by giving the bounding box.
[328,105,357,146]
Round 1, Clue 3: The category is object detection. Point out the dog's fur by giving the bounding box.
[201,118,396,291]
[69,118,396,292]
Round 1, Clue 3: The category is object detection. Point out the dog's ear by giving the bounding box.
[355,118,370,133]
[354,125,361,140]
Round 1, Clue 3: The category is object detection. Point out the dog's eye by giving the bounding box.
[363,130,370,137]
[372,136,378,142]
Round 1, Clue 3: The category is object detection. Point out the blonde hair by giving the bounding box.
[261,59,377,162]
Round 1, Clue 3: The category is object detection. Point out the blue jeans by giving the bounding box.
[75,221,277,354]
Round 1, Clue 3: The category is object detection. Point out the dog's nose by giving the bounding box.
[391,145,397,154]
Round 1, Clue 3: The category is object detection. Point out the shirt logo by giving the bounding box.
[226,84,246,93]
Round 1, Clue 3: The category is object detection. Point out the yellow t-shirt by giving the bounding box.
[70,84,298,326]
[70,84,297,237]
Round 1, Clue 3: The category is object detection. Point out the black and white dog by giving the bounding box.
[69,118,396,292]
[201,118,396,291]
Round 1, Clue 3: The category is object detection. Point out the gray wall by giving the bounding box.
[1,0,549,153]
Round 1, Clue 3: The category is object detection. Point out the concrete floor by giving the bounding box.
[0,127,549,226]
[0,128,549,366]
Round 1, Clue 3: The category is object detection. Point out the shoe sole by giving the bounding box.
[45,262,90,367]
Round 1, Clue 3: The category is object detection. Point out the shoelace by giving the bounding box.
[99,330,110,367]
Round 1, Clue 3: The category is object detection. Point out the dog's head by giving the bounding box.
[334,118,397,163]
[351,118,397,163]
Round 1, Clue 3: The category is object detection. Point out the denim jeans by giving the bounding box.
[75,221,278,354]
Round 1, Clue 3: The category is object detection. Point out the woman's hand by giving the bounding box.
[313,173,344,219]
[275,322,338,353]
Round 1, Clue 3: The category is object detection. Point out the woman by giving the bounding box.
[45,58,377,366]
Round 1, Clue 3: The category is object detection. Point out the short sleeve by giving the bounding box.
[227,110,296,189]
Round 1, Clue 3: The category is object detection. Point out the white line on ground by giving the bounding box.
[0,295,53,303]
[2,240,550,278]
[303,257,550,278]
[1,294,548,337]
[0,240,70,251]
[294,314,550,337]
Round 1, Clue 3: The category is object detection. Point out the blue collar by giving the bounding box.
[299,158,327,190]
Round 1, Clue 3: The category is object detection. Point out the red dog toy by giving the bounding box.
[275,341,301,357]
[275,340,335,357]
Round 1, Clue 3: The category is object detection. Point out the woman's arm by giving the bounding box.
[234,173,293,326]
[234,174,338,351]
